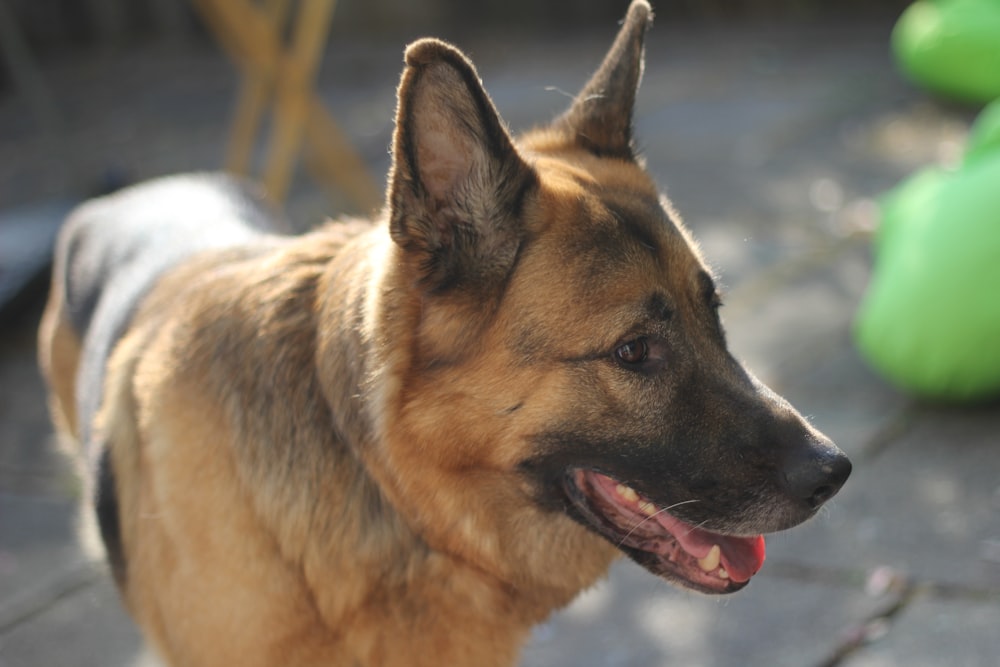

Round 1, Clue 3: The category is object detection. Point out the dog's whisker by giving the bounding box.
[543,85,576,100]
[662,499,702,514]
[683,520,713,540]
[617,499,701,547]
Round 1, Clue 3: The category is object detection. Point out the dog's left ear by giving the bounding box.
[553,0,652,159]
[388,39,535,293]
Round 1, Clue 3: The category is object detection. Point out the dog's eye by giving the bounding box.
[614,338,649,365]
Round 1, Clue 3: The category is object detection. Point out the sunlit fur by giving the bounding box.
[37,2,848,665]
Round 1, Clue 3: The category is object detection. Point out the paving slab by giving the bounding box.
[0,323,76,498]
[0,575,142,667]
[0,494,83,616]
[777,341,908,463]
[845,595,1000,667]
[522,560,885,667]
[724,242,871,378]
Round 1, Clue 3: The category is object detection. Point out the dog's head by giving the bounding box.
[369,0,850,598]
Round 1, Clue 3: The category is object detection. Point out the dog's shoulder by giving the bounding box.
[126,214,377,443]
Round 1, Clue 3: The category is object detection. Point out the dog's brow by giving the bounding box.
[645,292,673,322]
[610,207,660,258]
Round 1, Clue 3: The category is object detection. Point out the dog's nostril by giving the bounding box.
[808,484,836,509]
[783,448,852,509]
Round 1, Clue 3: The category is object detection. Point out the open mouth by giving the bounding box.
[563,468,766,594]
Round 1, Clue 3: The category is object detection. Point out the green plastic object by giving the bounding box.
[855,99,1000,400]
[892,0,1000,103]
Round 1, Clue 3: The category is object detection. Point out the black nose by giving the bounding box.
[782,441,852,509]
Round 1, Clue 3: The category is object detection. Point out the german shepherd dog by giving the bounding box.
[38,1,850,664]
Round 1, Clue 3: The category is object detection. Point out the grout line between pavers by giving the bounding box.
[0,559,102,636]
[855,402,918,464]
[766,560,1000,604]
[813,582,918,667]
[766,560,1000,667]
[726,234,865,311]
[723,233,872,389]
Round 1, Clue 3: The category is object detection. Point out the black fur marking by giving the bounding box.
[619,213,661,257]
[95,447,126,586]
[644,292,674,323]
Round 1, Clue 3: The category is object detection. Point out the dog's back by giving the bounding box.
[38,173,287,578]
[41,173,284,444]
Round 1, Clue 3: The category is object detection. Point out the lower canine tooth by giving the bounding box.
[697,544,722,572]
[639,501,656,516]
[718,568,729,579]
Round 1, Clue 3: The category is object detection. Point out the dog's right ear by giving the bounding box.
[388,39,535,293]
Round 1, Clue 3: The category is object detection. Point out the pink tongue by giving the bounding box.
[654,512,766,583]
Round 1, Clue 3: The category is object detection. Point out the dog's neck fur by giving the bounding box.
[298,5,654,657]
[149,226,560,664]
[307,226,583,663]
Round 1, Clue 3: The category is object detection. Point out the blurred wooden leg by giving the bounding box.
[261,0,336,202]
[225,0,292,175]
[191,0,379,212]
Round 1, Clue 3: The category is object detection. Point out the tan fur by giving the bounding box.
[37,2,850,664]
[38,270,81,436]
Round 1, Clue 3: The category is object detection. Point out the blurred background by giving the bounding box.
[1,1,999,666]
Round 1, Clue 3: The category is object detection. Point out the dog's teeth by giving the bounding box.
[697,544,722,572]
[718,568,729,580]
[639,501,657,516]
[616,484,640,503]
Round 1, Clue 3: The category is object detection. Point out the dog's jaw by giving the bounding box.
[562,469,767,594]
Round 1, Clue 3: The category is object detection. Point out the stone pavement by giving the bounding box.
[2,15,999,667]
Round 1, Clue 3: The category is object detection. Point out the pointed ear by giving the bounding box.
[388,39,535,292]
[553,0,652,159]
